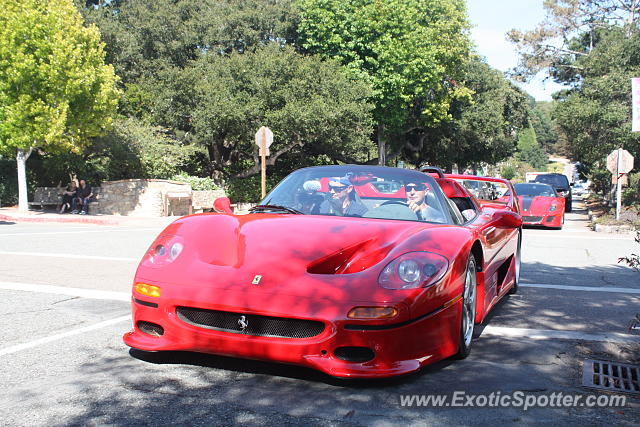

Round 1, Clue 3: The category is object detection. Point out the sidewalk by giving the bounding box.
[0,206,179,227]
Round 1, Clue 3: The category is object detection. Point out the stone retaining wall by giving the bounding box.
[93,179,192,216]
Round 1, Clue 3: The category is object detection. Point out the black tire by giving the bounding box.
[566,197,572,213]
[454,254,477,359]
[508,229,521,294]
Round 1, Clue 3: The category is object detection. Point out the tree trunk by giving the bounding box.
[377,125,386,166]
[16,148,33,212]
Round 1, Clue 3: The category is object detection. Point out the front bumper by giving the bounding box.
[123,283,461,378]
[521,213,562,228]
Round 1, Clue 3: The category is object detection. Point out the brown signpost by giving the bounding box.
[255,126,273,199]
[606,148,634,219]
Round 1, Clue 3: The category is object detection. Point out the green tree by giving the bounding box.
[516,123,548,170]
[510,1,640,183]
[81,0,300,85]
[552,28,640,173]
[298,0,472,164]
[151,44,374,185]
[508,0,640,82]
[408,58,529,170]
[530,101,560,153]
[0,0,119,210]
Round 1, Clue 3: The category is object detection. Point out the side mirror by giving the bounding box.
[213,197,233,214]
[491,210,522,229]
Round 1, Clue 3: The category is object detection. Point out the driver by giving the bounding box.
[319,175,368,217]
[404,182,442,221]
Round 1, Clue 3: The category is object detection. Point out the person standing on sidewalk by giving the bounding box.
[72,179,93,215]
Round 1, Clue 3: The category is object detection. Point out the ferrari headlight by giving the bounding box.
[169,242,183,260]
[398,260,421,283]
[379,251,449,290]
[549,204,558,211]
[142,234,184,267]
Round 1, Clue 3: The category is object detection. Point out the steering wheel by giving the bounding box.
[380,200,409,207]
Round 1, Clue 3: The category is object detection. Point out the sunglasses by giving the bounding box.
[404,183,427,192]
[328,184,349,192]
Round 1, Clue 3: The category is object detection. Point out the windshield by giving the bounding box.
[515,183,557,197]
[453,178,509,203]
[260,166,452,224]
[533,174,569,188]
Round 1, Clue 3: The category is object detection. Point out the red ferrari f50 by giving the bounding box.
[124,165,522,378]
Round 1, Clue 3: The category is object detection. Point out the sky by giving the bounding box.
[467,0,566,101]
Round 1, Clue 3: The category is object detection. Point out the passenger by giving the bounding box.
[319,175,367,217]
[296,180,323,214]
[404,182,443,221]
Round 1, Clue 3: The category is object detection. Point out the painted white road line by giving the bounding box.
[0,251,139,262]
[520,283,640,294]
[0,228,160,236]
[523,234,635,240]
[0,281,130,301]
[0,315,131,357]
[481,326,638,344]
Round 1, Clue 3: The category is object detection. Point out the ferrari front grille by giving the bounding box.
[176,306,325,338]
[522,216,542,222]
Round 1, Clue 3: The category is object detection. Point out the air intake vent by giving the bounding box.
[176,307,325,339]
[137,321,164,337]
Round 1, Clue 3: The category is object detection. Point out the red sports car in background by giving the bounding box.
[514,182,565,229]
[124,165,522,378]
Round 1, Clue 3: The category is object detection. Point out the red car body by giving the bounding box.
[124,166,522,378]
[514,183,565,229]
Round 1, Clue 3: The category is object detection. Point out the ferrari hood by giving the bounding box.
[178,213,443,269]
[518,196,560,215]
[137,213,460,302]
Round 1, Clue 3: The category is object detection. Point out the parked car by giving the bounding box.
[533,173,572,212]
[572,181,590,197]
[124,165,522,378]
[514,183,565,229]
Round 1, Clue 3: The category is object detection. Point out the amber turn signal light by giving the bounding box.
[134,283,161,298]
[347,306,398,319]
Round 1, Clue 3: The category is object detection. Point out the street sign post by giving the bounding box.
[606,148,634,220]
[255,126,273,198]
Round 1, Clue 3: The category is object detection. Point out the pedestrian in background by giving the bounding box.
[59,181,77,214]
[72,179,93,215]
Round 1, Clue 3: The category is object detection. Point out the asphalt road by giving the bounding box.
[0,198,638,426]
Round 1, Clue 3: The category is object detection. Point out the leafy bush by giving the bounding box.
[587,167,611,196]
[170,173,220,191]
[226,175,284,203]
[0,157,19,206]
[622,172,640,206]
[500,164,517,181]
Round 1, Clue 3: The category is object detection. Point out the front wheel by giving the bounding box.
[454,254,477,359]
[509,229,522,294]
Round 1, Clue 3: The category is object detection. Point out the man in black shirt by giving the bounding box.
[72,179,93,215]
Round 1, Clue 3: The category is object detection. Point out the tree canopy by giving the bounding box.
[408,57,530,170]
[0,0,119,209]
[297,0,473,163]
[0,0,119,155]
[509,0,640,188]
[148,44,374,183]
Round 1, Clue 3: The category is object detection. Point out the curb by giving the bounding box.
[588,211,637,234]
[0,213,118,225]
